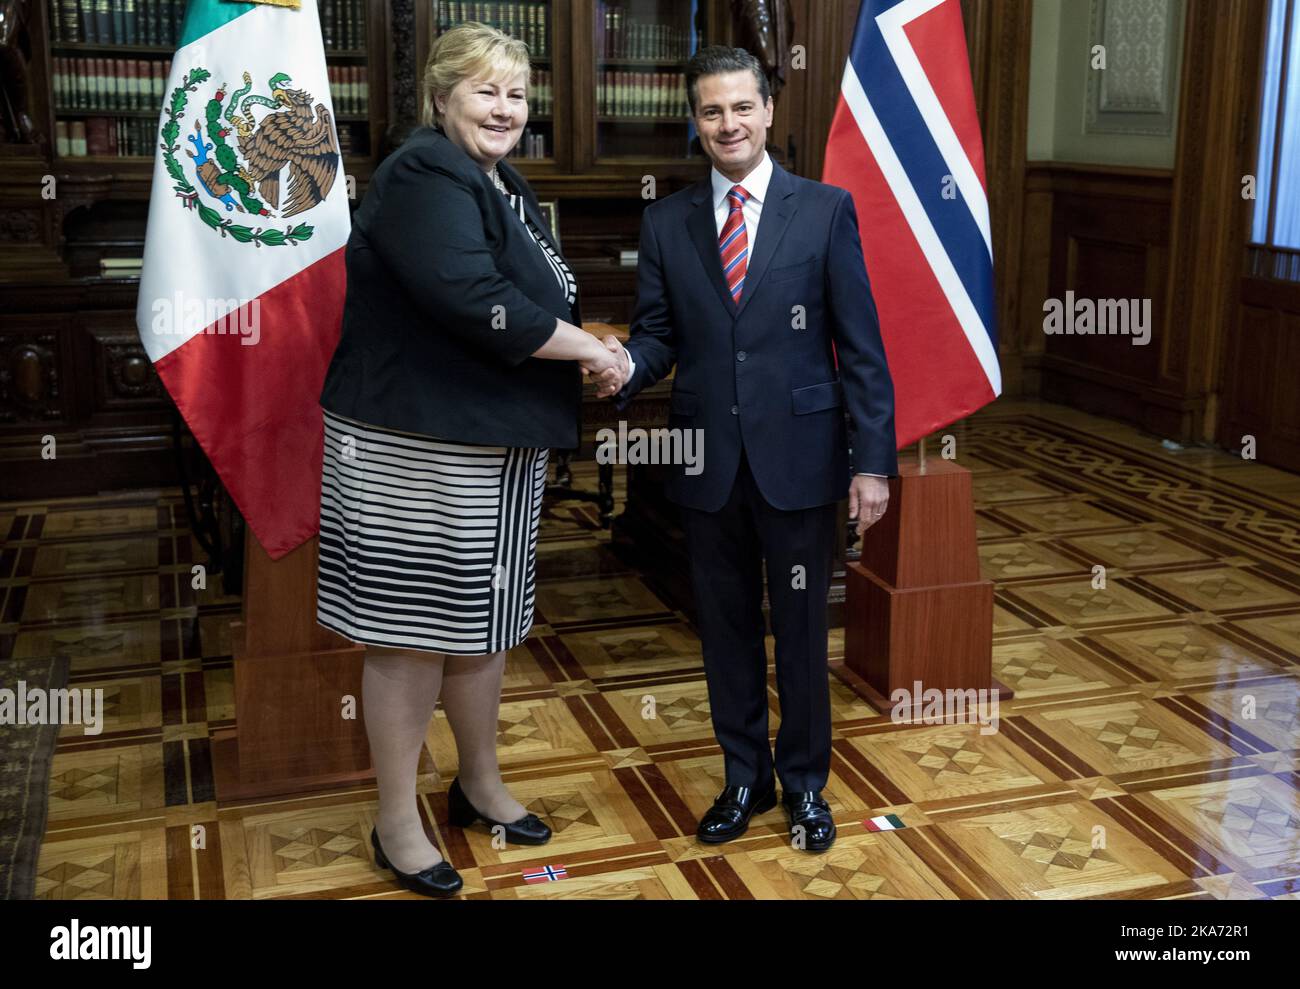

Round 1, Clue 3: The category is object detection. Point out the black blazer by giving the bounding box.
[320,126,583,449]
[614,160,897,512]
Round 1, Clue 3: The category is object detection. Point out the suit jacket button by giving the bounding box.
[730,405,739,415]
[736,351,747,362]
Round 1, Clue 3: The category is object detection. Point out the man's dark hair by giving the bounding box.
[685,45,771,115]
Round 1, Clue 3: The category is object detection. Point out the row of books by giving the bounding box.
[598,71,689,119]
[53,57,169,112]
[48,0,184,47]
[598,3,693,60]
[320,0,369,51]
[435,1,550,57]
[48,0,369,50]
[505,129,548,160]
[52,57,374,118]
[327,66,370,116]
[57,117,156,157]
[56,116,370,158]
[336,125,365,157]
[528,70,554,115]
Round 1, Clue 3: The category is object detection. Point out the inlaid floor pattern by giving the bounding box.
[5,400,1299,900]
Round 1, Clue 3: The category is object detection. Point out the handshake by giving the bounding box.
[581,333,632,399]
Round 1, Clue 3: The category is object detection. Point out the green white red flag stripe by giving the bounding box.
[865,814,906,832]
[135,0,349,558]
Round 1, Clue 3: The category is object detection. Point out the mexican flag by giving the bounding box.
[135,0,349,559]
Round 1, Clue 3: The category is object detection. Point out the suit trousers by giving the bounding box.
[677,449,839,792]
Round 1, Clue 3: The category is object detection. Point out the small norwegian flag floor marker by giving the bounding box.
[523,864,567,884]
[864,814,906,832]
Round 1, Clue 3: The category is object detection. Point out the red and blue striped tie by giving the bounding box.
[719,185,750,304]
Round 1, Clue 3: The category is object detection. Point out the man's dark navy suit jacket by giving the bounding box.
[614,159,898,512]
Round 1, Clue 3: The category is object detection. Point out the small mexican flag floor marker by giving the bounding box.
[864,814,906,832]
[523,864,568,884]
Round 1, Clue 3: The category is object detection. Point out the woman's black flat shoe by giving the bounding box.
[447,776,552,845]
[370,827,463,897]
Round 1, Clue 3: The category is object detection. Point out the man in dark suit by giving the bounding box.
[597,46,897,853]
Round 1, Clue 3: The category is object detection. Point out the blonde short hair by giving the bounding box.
[420,22,531,127]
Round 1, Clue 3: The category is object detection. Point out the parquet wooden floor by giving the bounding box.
[6,400,1299,900]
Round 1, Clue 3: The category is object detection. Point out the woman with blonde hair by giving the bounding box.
[317,22,619,897]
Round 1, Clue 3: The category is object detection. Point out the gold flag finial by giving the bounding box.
[245,0,302,9]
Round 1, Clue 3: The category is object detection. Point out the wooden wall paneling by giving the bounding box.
[960,0,990,118]
[796,0,861,183]
[1224,303,1277,443]
[1220,277,1300,472]
[0,312,85,499]
[1046,167,1172,378]
[1054,234,1161,382]
[1163,0,1268,441]
[0,153,68,278]
[974,0,1033,398]
[82,312,168,419]
[1031,165,1182,435]
[0,313,70,428]
[0,281,179,499]
[1214,1,1297,473]
[1275,311,1300,457]
[1015,168,1054,395]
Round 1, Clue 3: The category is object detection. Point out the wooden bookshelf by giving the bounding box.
[592,0,704,161]
[416,0,728,184]
[419,0,570,169]
[38,0,385,166]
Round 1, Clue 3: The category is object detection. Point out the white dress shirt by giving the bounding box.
[621,152,882,478]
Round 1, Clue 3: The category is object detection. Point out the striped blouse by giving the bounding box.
[490,167,578,309]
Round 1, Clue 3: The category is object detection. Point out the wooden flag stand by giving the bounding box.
[833,441,1011,716]
[211,530,373,801]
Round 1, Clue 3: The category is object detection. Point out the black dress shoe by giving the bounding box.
[447,776,552,845]
[782,790,836,851]
[370,828,463,897]
[696,781,777,844]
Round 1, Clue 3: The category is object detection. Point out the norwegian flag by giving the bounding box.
[522,864,567,884]
[822,0,1000,448]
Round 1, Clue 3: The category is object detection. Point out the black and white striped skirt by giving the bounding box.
[316,409,549,655]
